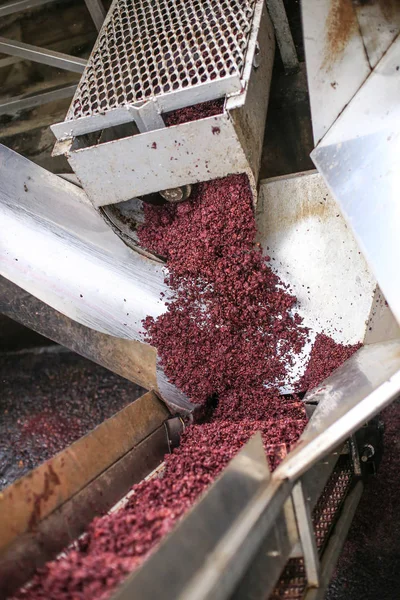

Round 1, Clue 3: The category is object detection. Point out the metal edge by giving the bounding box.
[0,391,169,551]
[111,433,281,600]
[0,424,170,597]
[65,112,250,206]
[0,276,159,392]
[276,341,400,481]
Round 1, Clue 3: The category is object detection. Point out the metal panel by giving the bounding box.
[0,145,167,341]
[0,276,158,392]
[113,434,292,600]
[66,0,261,123]
[277,340,400,481]
[228,4,274,189]
[256,170,375,389]
[0,37,87,73]
[65,113,250,206]
[364,286,400,345]
[311,35,400,325]
[302,0,371,145]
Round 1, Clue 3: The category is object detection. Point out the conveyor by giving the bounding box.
[1,1,400,598]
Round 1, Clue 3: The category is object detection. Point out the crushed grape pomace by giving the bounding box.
[14,110,360,599]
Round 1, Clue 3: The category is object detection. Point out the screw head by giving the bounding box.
[160,184,192,203]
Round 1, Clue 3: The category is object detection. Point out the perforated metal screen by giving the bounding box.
[270,459,353,600]
[66,0,258,121]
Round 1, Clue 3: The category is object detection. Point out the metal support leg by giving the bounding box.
[0,37,87,73]
[292,481,320,588]
[0,84,77,116]
[266,0,299,74]
[84,0,106,32]
[0,0,57,17]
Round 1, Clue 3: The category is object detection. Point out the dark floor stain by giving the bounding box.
[0,350,144,490]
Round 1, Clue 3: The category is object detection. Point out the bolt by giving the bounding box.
[160,184,192,203]
[361,444,375,462]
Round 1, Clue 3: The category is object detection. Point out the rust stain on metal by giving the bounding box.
[323,0,358,70]
[28,464,61,530]
[258,197,332,235]
[294,199,331,223]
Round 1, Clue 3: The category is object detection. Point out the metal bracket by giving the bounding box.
[127,101,165,133]
[292,480,321,588]
[83,0,105,32]
[0,36,87,73]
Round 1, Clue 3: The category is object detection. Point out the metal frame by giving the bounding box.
[0,37,87,73]
[0,0,105,27]
[303,481,364,600]
[279,340,400,480]
[0,84,77,116]
[111,440,343,600]
[266,0,299,74]
[292,481,320,588]
[0,0,58,18]
[108,340,400,600]
[52,4,275,206]
[83,0,106,32]
[0,0,105,115]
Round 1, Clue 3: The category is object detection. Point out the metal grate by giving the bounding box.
[269,559,306,600]
[269,459,353,600]
[313,462,352,552]
[67,0,258,121]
